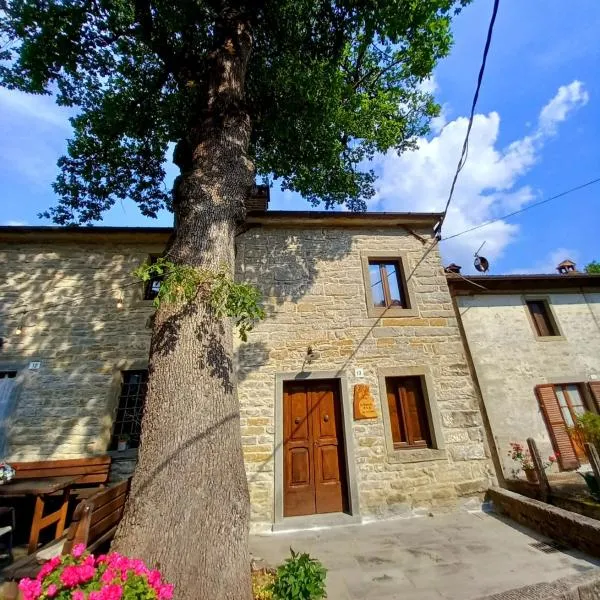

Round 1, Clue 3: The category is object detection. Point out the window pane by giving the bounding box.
[369,264,386,307]
[111,369,148,449]
[555,387,574,426]
[566,384,586,414]
[384,264,405,307]
[526,301,556,336]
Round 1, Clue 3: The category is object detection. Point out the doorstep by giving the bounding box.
[271,512,361,533]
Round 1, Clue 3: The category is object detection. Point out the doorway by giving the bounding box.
[283,379,349,517]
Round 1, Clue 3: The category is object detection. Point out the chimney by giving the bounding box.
[444,263,462,274]
[556,259,577,275]
[246,184,270,212]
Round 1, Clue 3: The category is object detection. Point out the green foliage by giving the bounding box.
[574,412,600,453]
[270,549,327,600]
[585,261,600,274]
[252,570,275,600]
[1,0,468,223]
[133,258,265,340]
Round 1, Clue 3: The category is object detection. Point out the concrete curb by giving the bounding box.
[475,569,600,599]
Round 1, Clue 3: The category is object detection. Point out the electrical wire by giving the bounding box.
[441,176,600,243]
[436,0,500,236]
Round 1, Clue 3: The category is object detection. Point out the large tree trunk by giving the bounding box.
[113,14,255,600]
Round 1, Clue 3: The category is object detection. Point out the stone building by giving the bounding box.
[0,207,495,532]
[448,270,600,480]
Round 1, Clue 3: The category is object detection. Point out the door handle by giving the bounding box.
[323,414,329,422]
[294,417,301,424]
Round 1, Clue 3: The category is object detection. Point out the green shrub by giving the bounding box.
[575,412,600,452]
[270,549,327,600]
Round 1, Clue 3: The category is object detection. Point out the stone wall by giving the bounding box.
[235,226,495,529]
[0,240,161,458]
[455,292,600,477]
[0,225,495,530]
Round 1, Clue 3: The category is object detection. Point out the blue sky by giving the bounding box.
[1,0,599,274]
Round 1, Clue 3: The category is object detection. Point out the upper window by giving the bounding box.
[368,260,408,309]
[526,300,559,337]
[143,255,163,301]
[110,370,148,450]
[385,376,431,449]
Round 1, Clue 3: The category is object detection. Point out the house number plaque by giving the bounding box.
[353,384,378,420]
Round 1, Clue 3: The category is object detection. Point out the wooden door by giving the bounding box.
[283,380,348,517]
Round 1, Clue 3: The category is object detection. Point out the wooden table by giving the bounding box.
[0,476,77,554]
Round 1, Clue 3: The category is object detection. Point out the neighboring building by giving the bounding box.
[0,207,495,532]
[448,270,600,479]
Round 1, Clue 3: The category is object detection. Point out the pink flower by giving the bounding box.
[46,583,58,598]
[101,568,117,584]
[89,592,102,600]
[37,556,61,580]
[148,570,162,588]
[158,583,174,600]
[72,543,86,558]
[72,592,85,600]
[18,578,42,600]
[77,564,96,583]
[60,566,81,587]
[100,584,123,600]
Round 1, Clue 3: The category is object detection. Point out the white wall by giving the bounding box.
[456,291,600,476]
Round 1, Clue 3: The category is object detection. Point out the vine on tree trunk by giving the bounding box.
[134,257,265,341]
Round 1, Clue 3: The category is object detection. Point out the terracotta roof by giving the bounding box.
[447,273,600,294]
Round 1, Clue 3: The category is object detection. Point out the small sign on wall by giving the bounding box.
[28,361,41,370]
[353,384,378,420]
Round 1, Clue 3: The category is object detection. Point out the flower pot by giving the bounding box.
[524,469,538,484]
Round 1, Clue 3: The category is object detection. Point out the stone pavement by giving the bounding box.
[250,511,600,599]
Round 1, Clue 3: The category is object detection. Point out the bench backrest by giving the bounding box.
[12,456,111,485]
[63,478,131,555]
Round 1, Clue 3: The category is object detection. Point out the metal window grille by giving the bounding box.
[111,370,148,449]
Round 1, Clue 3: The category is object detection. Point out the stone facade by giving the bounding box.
[0,220,495,531]
[451,281,600,478]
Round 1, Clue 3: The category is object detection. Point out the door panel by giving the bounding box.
[283,380,348,517]
[284,385,315,517]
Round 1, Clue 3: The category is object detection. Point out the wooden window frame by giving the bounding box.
[554,383,589,426]
[385,376,431,449]
[378,366,446,463]
[523,296,563,339]
[361,251,418,318]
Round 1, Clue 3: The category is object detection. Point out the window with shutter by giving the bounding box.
[535,384,579,470]
[589,381,600,412]
[385,377,431,449]
[526,300,559,337]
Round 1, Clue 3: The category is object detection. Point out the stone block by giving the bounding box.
[454,479,488,496]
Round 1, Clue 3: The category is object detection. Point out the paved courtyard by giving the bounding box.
[250,511,600,599]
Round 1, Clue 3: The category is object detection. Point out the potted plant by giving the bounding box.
[117,434,130,452]
[508,442,556,483]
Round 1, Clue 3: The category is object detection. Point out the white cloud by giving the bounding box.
[0,88,71,130]
[509,247,580,275]
[369,80,589,273]
[0,89,73,186]
[1,220,28,226]
[538,81,589,134]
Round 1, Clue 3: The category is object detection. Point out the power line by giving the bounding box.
[441,176,600,243]
[435,0,500,236]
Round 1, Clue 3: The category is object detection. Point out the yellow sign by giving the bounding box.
[353,384,378,420]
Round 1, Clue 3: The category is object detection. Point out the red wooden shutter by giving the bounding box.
[535,384,579,470]
[589,382,600,412]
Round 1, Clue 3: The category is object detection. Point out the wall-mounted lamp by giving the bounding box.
[15,312,26,336]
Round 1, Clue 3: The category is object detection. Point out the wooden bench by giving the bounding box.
[12,457,112,492]
[2,478,131,585]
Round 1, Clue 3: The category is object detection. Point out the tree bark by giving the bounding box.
[113,13,255,600]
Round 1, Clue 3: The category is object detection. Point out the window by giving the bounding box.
[110,370,148,450]
[385,376,431,449]
[143,255,163,300]
[526,300,559,337]
[368,260,408,309]
[554,384,587,428]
